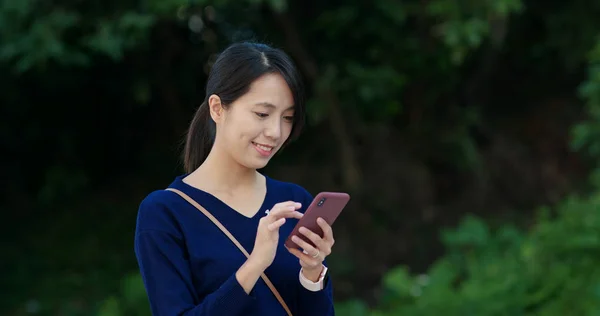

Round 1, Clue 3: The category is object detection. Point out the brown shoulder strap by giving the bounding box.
[165,188,293,316]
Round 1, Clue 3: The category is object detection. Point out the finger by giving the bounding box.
[286,247,320,266]
[290,234,320,257]
[277,200,300,207]
[268,203,303,219]
[267,217,286,231]
[273,201,302,212]
[317,217,335,245]
[267,209,303,221]
[298,226,328,253]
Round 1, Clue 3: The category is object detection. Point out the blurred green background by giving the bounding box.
[4,0,600,315]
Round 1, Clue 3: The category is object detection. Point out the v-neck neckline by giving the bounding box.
[177,173,272,220]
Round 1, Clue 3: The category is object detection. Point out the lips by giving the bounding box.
[253,142,273,151]
[252,142,275,157]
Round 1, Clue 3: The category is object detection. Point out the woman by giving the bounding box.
[134,42,336,315]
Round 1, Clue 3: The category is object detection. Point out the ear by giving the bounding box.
[208,94,224,123]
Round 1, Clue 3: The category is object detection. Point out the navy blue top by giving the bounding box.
[134,174,334,315]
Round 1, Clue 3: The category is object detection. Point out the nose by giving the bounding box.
[264,117,282,141]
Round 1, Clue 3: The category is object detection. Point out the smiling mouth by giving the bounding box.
[252,142,275,152]
[251,142,276,158]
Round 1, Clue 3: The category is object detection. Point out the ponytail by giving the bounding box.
[183,100,215,173]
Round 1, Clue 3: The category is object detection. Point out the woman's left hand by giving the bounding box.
[286,217,334,276]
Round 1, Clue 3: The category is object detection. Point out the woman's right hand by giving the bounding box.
[249,201,303,270]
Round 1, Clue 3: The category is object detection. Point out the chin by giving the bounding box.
[237,155,271,170]
[247,158,271,170]
[244,146,278,169]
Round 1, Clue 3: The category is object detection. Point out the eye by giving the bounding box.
[283,115,294,122]
[254,112,268,118]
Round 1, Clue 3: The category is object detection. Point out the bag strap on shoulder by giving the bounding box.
[165,188,293,316]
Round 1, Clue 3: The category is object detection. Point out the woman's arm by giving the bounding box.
[135,229,261,316]
[236,256,266,294]
[134,190,266,316]
[295,262,335,316]
[135,191,305,316]
[290,185,336,315]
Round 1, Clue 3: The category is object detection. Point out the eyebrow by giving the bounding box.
[255,102,295,111]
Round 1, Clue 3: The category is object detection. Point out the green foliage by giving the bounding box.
[5,0,600,315]
[0,0,155,72]
[96,274,150,316]
[571,37,600,187]
[427,0,524,64]
[337,193,600,315]
[0,0,529,171]
[0,0,293,73]
[574,39,600,149]
[99,191,600,316]
[342,63,406,121]
[82,13,155,61]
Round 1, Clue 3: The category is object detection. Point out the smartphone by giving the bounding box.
[284,192,350,250]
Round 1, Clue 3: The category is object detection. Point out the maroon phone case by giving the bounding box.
[284,192,350,250]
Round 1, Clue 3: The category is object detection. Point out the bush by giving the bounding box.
[337,192,600,315]
[102,193,600,316]
[96,273,150,316]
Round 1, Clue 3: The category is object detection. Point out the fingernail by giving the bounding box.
[296,202,302,207]
[318,218,325,224]
[292,236,299,242]
[299,227,307,233]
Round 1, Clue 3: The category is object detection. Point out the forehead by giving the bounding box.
[254,102,295,111]
[237,73,295,110]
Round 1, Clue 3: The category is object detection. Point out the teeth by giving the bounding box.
[254,143,273,152]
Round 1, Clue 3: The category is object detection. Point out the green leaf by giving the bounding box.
[267,0,287,12]
[382,266,413,295]
[97,297,121,316]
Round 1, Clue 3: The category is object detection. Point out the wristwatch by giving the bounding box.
[299,265,328,292]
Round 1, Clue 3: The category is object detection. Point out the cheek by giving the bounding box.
[233,116,260,140]
[283,122,294,137]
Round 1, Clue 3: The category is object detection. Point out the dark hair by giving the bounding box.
[183,42,305,173]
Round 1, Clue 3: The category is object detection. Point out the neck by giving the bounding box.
[187,145,259,191]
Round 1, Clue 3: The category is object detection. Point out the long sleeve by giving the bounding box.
[295,267,335,315]
[135,229,256,315]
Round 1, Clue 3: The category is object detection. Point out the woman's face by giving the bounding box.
[210,73,296,170]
